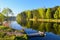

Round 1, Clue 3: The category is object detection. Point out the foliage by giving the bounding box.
[2,8,13,21]
[0,26,28,40]
[38,8,45,19]
[0,13,5,23]
[54,10,59,19]
[14,36,27,40]
[45,8,51,19]
[16,6,60,25]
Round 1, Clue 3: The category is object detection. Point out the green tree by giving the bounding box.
[31,10,38,21]
[45,8,51,19]
[53,23,58,34]
[58,7,60,19]
[2,8,13,22]
[54,10,59,19]
[16,14,21,24]
[38,8,45,19]
[25,10,31,20]
[0,13,5,24]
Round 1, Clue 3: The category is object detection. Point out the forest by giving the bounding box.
[16,6,60,35]
[17,6,60,23]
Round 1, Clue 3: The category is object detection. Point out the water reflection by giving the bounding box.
[20,20,60,35]
[10,21,60,40]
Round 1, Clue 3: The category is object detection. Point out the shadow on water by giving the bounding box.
[10,21,60,40]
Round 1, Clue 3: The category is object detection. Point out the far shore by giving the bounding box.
[29,19,60,22]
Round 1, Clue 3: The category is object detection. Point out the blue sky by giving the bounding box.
[0,0,60,16]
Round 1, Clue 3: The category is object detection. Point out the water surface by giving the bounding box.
[10,21,60,40]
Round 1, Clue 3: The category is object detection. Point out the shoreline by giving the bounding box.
[29,19,60,22]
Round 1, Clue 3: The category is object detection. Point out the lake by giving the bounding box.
[10,21,60,40]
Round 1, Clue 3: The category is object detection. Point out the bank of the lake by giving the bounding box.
[0,25,27,40]
[29,19,60,22]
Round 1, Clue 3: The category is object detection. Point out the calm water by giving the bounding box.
[10,21,60,40]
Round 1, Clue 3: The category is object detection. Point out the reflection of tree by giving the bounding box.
[58,24,60,34]
[18,18,60,35]
[45,23,51,32]
[53,23,58,34]
[26,21,31,28]
[38,22,45,32]
[53,23,60,34]
[32,21,39,30]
